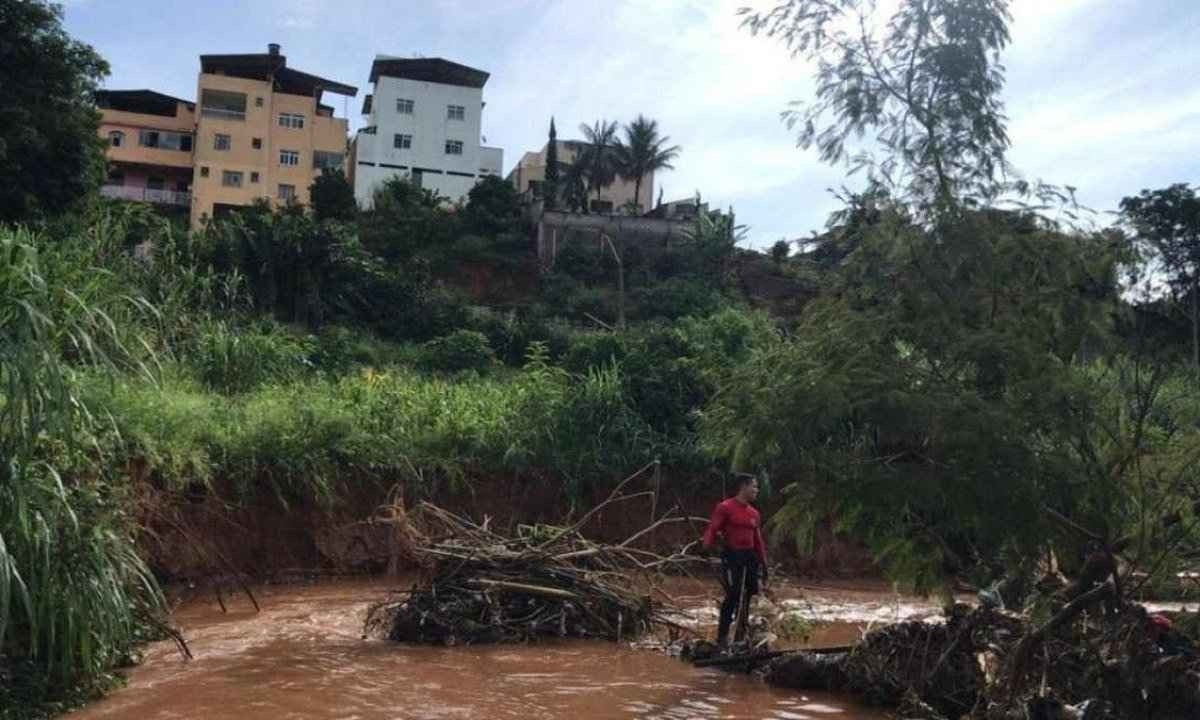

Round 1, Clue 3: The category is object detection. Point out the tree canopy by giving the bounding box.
[0,0,110,224]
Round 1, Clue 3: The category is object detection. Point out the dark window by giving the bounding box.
[180,134,192,152]
[252,137,262,149]
[175,180,189,193]
[255,96,264,107]
[393,133,412,149]
[214,133,231,151]
[222,170,243,187]
[250,171,260,183]
[444,140,463,155]
[107,170,125,185]
[200,89,247,120]
[108,131,124,147]
[199,166,209,178]
[411,169,423,188]
[278,184,296,201]
[590,199,613,213]
[139,130,160,148]
[146,176,165,191]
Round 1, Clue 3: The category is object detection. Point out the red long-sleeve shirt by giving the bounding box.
[702,497,767,565]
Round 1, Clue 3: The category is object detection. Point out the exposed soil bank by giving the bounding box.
[137,470,873,582]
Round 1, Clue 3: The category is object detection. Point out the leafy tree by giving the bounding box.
[544,118,560,210]
[613,114,680,214]
[309,168,357,222]
[741,0,1012,216]
[463,174,523,238]
[578,120,619,208]
[0,0,110,223]
[770,238,790,264]
[1120,184,1200,369]
[360,177,458,262]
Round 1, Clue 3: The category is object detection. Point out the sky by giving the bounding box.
[63,0,1200,248]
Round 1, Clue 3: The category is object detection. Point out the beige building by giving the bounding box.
[96,45,356,228]
[507,140,653,214]
[97,90,197,210]
[191,44,356,227]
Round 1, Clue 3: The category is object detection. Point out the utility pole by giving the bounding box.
[600,231,625,329]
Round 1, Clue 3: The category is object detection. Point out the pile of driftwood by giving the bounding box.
[762,583,1199,719]
[364,471,702,646]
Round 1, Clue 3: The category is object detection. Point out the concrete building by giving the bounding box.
[191,44,357,227]
[96,90,197,211]
[351,57,503,206]
[507,139,653,214]
[96,45,356,229]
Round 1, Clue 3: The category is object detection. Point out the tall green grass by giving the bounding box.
[0,227,163,712]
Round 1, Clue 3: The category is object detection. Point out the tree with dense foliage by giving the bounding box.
[741,0,1012,216]
[463,174,523,238]
[0,0,110,224]
[544,118,560,210]
[717,0,1156,593]
[613,115,680,215]
[770,239,790,264]
[1120,183,1200,368]
[562,158,590,213]
[578,120,620,209]
[309,168,358,222]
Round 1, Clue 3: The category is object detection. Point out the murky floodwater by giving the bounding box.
[71,579,897,720]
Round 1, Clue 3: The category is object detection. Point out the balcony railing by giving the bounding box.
[200,106,246,121]
[101,185,190,206]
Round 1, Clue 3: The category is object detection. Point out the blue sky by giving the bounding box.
[63,0,1199,248]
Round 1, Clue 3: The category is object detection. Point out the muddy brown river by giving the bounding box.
[70,579,906,720]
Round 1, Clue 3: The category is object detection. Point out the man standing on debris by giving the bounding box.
[702,474,768,646]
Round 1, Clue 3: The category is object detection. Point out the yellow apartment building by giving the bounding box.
[96,45,356,228]
[97,90,197,210]
[191,44,356,227]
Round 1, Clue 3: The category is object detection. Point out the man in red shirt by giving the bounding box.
[702,475,768,646]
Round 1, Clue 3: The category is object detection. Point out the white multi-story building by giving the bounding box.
[351,56,503,206]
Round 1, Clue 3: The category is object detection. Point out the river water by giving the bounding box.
[70,579,911,720]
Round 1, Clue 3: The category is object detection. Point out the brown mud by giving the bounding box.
[70,579,893,720]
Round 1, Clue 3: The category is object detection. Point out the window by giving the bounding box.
[175,180,189,193]
[279,149,300,166]
[278,112,305,129]
[200,89,247,120]
[447,105,465,121]
[255,96,264,107]
[411,169,423,188]
[445,140,463,155]
[146,176,165,191]
[590,199,614,213]
[221,170,243,187]
[250,171,260,183]
[393,133,412,149]
[107,170,125,186]
[200,166,209,178]
[214,133,231,151]
[138,129,192,151]
[108,131,124,147]
[396,98,414,114]
[252,137,262,149]
[312,151,343,170]
[278,184,296,201]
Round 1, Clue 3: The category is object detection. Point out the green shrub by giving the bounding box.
[418,330,497,373]
[562,331,628,373]
[190,320,313,393]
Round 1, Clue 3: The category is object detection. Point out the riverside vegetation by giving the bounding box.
[3,0,1200,717]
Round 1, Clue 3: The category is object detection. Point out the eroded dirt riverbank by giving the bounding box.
[69,578,914,720]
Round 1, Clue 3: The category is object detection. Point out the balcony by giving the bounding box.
[101,185,191,206]
[200,106,246,121]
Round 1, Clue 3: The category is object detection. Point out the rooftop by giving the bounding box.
[96,89,194,117]
[369,56,489,88]
[200,44,357,98]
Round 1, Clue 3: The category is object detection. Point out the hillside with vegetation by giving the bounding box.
[2,1,1199,717]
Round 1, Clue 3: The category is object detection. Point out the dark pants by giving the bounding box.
[717,549,760,644]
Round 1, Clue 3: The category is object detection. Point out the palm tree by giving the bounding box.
[578,120,619,209]
[613,115,680,215]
